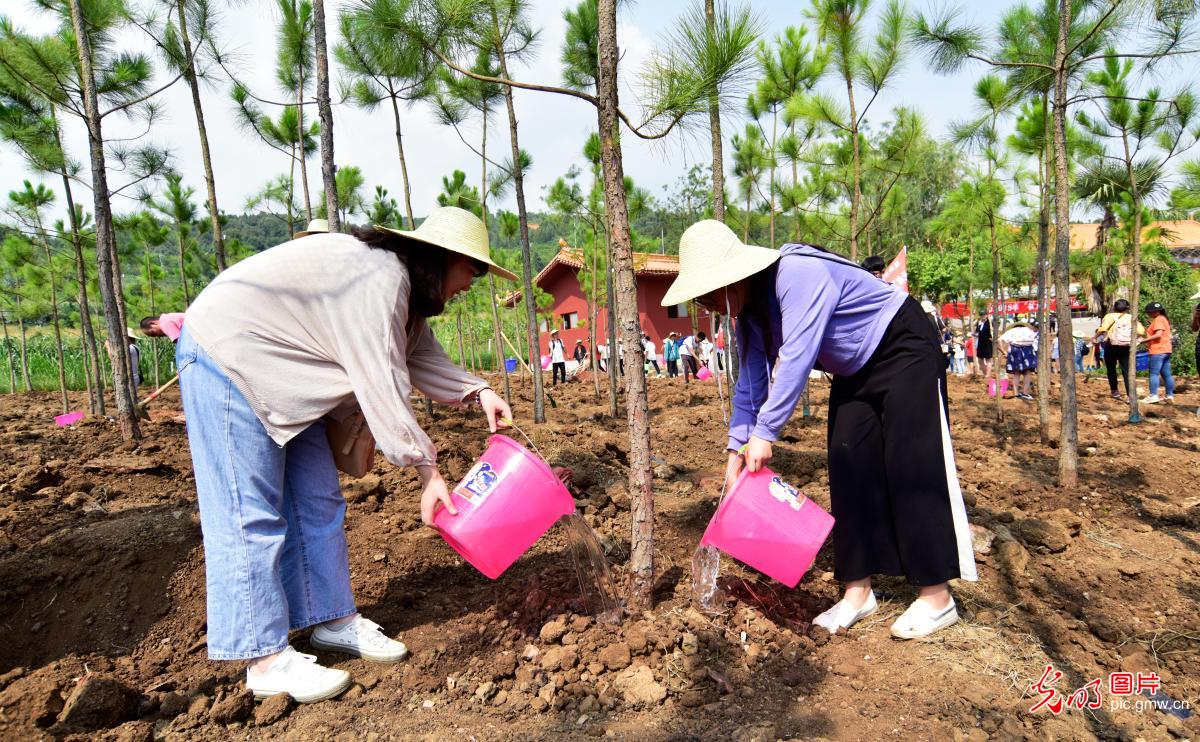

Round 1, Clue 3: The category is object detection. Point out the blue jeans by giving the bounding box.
[1148,353,1175,397]
[177,329,355,660]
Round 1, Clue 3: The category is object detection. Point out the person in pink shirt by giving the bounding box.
[140,313,186,342]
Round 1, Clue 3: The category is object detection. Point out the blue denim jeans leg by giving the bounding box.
[1147,353,1174,397]
[177,328,355,660]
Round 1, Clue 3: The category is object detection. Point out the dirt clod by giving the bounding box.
[254,692,294,726]
[56,674,138,731]
[209,688,254,724]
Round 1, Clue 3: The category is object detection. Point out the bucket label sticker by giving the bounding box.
[454,462,502,506]
[767,477,805,511]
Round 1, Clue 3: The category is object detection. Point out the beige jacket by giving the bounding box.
[185,233,487,467]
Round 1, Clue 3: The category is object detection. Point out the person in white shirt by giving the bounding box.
[679,332,705,383]
[699,336,715,368]
[999,322,1038,401]
[548,329,567,386]
[642,334,662,376]
[597,342,609,372]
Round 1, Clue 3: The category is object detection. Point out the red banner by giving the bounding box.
[882,246,908,293]
[940,298,1088,319]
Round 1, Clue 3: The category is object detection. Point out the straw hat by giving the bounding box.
[660,220,780,307]
[378,207,517,281]
[294,218,329,238]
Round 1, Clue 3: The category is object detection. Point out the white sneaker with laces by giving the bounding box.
[310,615,409,663]
[1146,394,1162,404]
[811,591,877,635]
[245,646,351,703]
[890,597,959,639]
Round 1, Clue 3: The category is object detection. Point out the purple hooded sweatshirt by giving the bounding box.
[727,243,907,452]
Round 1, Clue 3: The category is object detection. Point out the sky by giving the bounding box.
[3,0,1198,225]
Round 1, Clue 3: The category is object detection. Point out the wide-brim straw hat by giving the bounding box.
[661,220,780,307]
[294,218,329,238]
[378,207,517,281]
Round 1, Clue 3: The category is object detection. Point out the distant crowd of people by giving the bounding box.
[555,330,725,385]
[921,296,1191,405]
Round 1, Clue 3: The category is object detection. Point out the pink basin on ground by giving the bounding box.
[696,366,713,381]
[433,435,576,579]
[700,467,834,588]
[54,411,84,427]
[987,378,1009,397]
[541,355,552,370]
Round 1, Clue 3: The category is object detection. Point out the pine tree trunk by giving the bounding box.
[296,79,313,222]
[605,232,619,416]
[768,110,777,249]
[598,0,655,611]
[590,229,601,399]
[494,27,545,423]
[479,111,511,407]
[177,0,226,271]
[313,0,339,232]
[36,232,69,412]
[68,0,140,439]
[1123,130,1143,423]
[454,310,465,366]
[176,227,191,305]
[1035,100,1053,444]
[16,300,31,391]
[704,0,725,222]
[990,214,1003,424]
[390,94,415,230]
[60,156,104,414]
[1051,0,1078,486]
[2,316,15,393]
[846,76,861,261]
[147,252,161,390]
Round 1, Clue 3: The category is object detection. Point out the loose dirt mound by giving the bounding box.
[0,373,1197,740]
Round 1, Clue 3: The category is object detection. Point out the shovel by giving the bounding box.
[135,374,179,420]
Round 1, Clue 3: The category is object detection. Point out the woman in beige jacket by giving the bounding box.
[178,207,515,703]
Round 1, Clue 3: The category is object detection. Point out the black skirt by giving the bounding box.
[826,297,977,586]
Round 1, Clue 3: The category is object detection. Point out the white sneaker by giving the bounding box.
[812,591,877,634]
[1165,395,1174,403]
[245,646,352,703]
[1146,395,1162,404]
[310,615,409,663]
[890,597,959,639]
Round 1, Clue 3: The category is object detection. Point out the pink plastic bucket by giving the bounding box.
[700,467,834,588]
[987,378,1009,397]
[433,435,576,579]
[54,411,84,427]
[696,366,713,381]
[541,355,552,370]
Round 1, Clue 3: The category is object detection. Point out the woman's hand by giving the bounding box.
[724,450,745,493]
[417,465,456,526]
[477,388,512,432]
[744,436,773,473]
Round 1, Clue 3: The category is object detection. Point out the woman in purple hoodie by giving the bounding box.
[662,221,976,639]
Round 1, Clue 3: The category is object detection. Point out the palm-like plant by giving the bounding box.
[338,0,434,229]
[146,173,199,305]
[660,0,762,223]
[801,0,907,260]
[731,123,768,242]
[7,181,70,411]
[276,0,316,221]
[1076,50,1199,421]
[365,185,402,227]
[232,88,318,235]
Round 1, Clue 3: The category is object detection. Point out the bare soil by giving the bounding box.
[0,371,1198,741]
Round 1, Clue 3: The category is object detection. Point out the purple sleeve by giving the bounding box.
[749,260,839,443]
[727,315,770,452]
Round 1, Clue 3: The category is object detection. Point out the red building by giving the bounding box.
[511,248,717,357]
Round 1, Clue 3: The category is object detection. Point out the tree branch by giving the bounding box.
[100,73,184,119]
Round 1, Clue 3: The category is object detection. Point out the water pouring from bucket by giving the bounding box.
[432,434,575,579]
[694,465,834,600]
[432,426,623,622]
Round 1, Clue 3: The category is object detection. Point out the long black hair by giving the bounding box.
[352,226,449,318]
